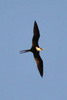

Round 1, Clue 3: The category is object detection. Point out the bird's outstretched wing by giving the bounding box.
[32,21,40,47]
[33,52,43,77]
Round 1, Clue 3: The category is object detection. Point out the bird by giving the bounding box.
[20,21,43,77]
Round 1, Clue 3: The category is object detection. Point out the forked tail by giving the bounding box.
[20,49,30,54]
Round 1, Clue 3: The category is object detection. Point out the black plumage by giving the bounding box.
[20,21,43,77]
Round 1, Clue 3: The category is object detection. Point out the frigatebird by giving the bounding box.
[20,21,43,77]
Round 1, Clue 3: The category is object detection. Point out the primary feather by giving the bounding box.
[32,21,40,47]
[33,52,43,77]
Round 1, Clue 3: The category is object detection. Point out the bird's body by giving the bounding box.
[20,21,43,77]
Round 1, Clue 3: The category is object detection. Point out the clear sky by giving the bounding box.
[0,0,67,100]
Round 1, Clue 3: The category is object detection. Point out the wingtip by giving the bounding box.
[39,67,43,77]
[34,20,37,24]
[40,73,43,77]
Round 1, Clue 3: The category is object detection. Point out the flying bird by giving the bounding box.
[20,21,44,77]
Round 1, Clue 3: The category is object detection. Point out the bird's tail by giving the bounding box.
[20,49,31,54]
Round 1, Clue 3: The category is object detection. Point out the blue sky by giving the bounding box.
[0,0,67,100]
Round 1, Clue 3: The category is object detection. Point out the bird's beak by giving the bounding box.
[41,48,46,50]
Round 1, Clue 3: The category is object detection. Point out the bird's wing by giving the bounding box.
[33,52,43,77]
[32,21,40,47]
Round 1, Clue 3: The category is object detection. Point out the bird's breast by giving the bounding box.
[35,47,42,51]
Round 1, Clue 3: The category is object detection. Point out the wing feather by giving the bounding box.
[33,52,43,77]
[32,21,40,47]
